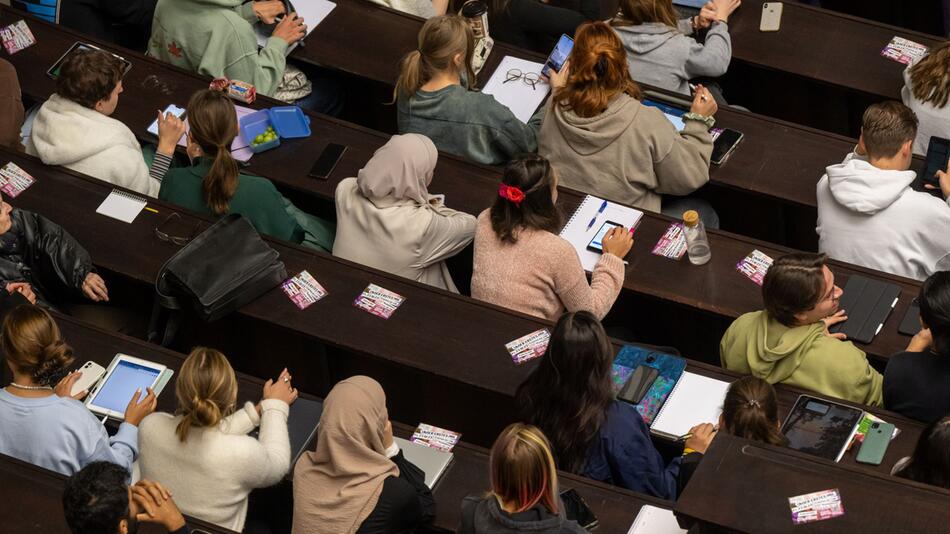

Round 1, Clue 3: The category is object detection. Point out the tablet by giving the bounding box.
[85,355,166,420]
[47,42,133,79]
[781,395,863,463]
[643,99,686,132]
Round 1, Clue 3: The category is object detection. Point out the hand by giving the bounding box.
[545,60,570,91]
[689,84,718,117]
[252,0,286,24]
[908,327,933,352]
[272,12,307,45]
[601,225,634,259]
[684,423,716,454]
[821,309,848,340]
[155,109,186,156]
[82,273,109,302]
[712,0,741,22]
[382,419,394,450]
[54,370,88,400]
[262,368,298,405]
[5,281,36,304]
[132,480,186,532]
[923,160,950,200]
[124,387,157,426]
[697,3,716,28]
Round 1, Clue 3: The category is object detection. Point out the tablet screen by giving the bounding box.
[92,360,161,414]
[643,99,686,132]
[781,397,863,461]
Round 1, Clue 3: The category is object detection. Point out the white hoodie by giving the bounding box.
[816,151,950,281]
[26,94,159,197]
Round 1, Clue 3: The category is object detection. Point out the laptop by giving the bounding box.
[829,275,900,344]
[394,437,453,489]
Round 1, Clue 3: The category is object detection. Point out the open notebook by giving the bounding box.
[559,195,644,272]
[649,372,731,440]
[481,56,550,123]
[394,437,453,489]
[628,505,686,534]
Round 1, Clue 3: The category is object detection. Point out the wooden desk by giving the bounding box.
[675,433,950,533]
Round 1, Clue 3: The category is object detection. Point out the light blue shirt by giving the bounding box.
[0,389,138,476]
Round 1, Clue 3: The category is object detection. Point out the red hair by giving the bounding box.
[490,423,559,513]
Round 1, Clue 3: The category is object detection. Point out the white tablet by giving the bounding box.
[85,354,166,420]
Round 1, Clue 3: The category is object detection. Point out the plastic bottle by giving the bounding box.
[683,210,711,265]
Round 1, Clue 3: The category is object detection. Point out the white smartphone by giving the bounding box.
[70,361,106,397]
[760,2,783,32]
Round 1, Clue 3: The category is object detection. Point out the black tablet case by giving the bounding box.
[250,396,323,464]
[829,275,900,344]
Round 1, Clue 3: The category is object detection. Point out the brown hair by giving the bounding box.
[174,347,238,442]
[394,15,476,100]
[490,423,559,514]
[56,49,124,109]
[612,0,679,28]
[186,89,239,215]
[721,376,786,446]
[2,305,74,386]
[909,41,950,109]
[861,101,918,159]
[762,253,827,327]
[489,154,561,244]
[555,21,642,118]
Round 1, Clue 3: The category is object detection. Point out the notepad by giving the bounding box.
[394,437,453,489]
[255,0,336,54]
[482,56,551,123]
[96,189,148,223]
[649,372,731,440]
[559,195,644,272]
[628,505,686,534]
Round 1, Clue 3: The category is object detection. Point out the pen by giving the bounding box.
[144,207,158,213]
[100,414,108,426]
[586,200,609,231]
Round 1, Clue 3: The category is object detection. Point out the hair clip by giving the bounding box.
[498,184,525,207]
[747,399,761,408]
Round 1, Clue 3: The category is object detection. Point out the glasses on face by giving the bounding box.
[503,69,540,90]
[154,212,200,246]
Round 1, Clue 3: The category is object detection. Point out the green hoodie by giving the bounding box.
[148,0,287,96]
[720,311,883,406]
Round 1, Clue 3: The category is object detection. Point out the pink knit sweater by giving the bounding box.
[471,210,626,322]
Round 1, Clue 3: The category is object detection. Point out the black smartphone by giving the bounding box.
[586,221,621,253]
[561,488,598,530]
[898,298,921,336]
[923,136,949,188]
[541,34,574,78]
[711,128,743,165]
[308,143,347,180]
[618,365,659,405]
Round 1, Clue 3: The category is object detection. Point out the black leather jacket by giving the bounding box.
[0,209,93,307]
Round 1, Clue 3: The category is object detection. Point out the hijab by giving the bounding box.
[356,133,438,207]
[291,376,400,534]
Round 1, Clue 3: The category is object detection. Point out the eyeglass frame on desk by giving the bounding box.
[503,68,540,90]
[154,212,201,246]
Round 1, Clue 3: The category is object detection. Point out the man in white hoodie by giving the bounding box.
[817,101,950,281]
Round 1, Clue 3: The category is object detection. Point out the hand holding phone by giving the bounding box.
[69,361,107,398]
[541,34,573,78]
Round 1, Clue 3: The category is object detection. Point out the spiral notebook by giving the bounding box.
[96,189,148,224]
[649,372,731,440]
[627,505,685,534]
[559,195,644,272]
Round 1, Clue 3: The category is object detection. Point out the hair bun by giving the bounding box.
[33,340,74,385]
[193,397,222,427]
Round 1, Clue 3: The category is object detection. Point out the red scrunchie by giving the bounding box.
[498,184,525,206]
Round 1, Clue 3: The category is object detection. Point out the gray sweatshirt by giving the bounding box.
[613,19,732,96]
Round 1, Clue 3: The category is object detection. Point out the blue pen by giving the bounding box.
[586,200,609,231]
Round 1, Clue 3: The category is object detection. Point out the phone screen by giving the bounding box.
[587,221,620,252]
[541,34,574,78]
[711,128,743,164]
[923,136,949,186]
[309,143,347,180]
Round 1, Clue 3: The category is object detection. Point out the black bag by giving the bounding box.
[148,214,286,345]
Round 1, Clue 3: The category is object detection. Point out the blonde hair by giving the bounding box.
[394,15,475,100]
[490,423,559,514]
[175,347,238,442]
[909,42,950,109]
[612,0,679,28]
[1,305,73,386]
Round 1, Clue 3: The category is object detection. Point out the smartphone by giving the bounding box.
[898,298,921,336]
[856,422,895,465]
[618,365,659,405]
[70,361,107,397]
[586,221,621,253]
[147,104,187,137]
[760,2,783,32]
[711,128,743,165]
[923,136,949,188]
[541,34,574,78]
[308,143,347,180]
[560,488,598,530]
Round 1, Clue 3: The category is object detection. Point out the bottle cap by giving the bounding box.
[682,210,700,227]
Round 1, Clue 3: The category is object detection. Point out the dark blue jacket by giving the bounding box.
[580,401,681,500]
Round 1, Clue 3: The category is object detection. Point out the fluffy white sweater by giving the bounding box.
[26,94,160,197]
[137,400,291,532]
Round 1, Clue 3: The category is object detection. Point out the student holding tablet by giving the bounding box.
[0,305,155,476]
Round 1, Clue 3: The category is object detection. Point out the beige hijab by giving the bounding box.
[356,133,438,208]
[292,376,399,534]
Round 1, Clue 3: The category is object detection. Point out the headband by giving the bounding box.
[498,184,526,207]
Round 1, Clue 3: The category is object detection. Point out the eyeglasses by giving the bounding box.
[503,68,540,90]
[154,212,200,246]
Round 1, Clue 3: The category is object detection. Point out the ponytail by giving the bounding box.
[721,376,786,447]
[185,89,240,215]
[203,144,239,215]
[393,15,475,102]
[394,50,426,101]
[174,347,238,442]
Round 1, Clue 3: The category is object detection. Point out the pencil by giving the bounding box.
[144,207,158,213]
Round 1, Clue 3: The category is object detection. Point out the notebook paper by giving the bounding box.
[650,372,730,439]
[482,56,550,123]
[255,0,336,54]
[559,195,644,272]
[628,505,686,534]
[96,190,148,223]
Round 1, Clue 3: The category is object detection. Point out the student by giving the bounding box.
[538,21,719,226]
[160,89,334,252]
[0,58,24,151]
[293,375,436,534]
[884,272,950,423]
[137,347,296,532]
[611,0,739,99]
[333,134,476,292]
[0,305,155,476]
[370,0,447,18]
[396,15,541,165]
[902,41,950,156]
[457,423,587,534]
[26,49,184,197]
[471,155,631,321]
[719,253,886,406]
[816,101,950,281]
[516,311,711,499]
[488,0,600,53]
[63,462,192,534]
[892,416,950,489]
